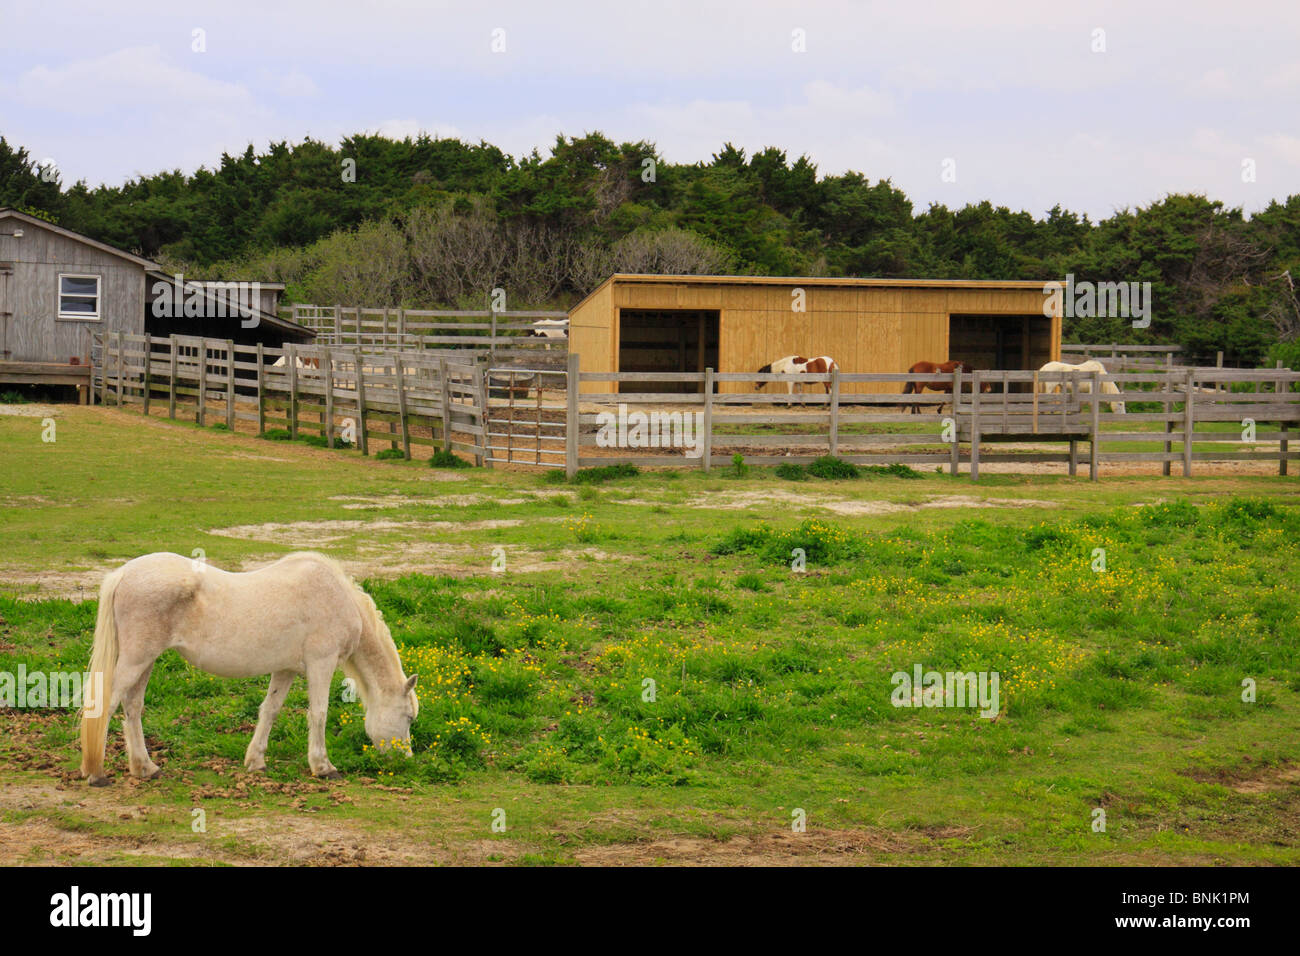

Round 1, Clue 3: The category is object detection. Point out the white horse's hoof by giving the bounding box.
[87,774,111,787]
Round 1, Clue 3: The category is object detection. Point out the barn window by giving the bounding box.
[58,274,101,319]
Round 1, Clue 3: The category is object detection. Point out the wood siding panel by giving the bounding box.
[0,223,145,363]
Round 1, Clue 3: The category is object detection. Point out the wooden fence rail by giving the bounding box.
[91,337,1300,480]
[93,332,487,464]
[573,366,1300,480]
[281,304,568,363]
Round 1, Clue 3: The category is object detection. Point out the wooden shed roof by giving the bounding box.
[571,273,1052,313]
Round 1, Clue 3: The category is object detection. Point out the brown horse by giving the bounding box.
[901,360,992,413]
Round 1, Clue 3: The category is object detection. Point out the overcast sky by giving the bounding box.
[2,0,1296,219]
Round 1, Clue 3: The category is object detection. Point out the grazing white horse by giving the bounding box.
[756,355,839,395]
[1037,359,1126,413]
[80,552,418,786]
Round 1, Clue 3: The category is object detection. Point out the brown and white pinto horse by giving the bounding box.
[755,355,839,395]
[901,360,992,413]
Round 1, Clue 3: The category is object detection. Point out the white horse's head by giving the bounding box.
[364,673,419,753]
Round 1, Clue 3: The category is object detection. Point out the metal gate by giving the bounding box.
[484,366,568,467]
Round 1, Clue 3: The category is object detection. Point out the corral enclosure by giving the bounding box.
[568,274,1062,395]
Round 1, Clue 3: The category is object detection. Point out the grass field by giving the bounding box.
[1,404,1298,865]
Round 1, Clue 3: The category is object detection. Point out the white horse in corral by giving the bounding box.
[79,552,418,786]
[1037,359,1126,413]
[529,318,568,338]
[271,354,321,369]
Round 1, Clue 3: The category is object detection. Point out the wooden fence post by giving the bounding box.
[287,343,299,439]
[566,352,580,478]
[141,337,152,417]
[969,371,982,481]
[1277,360,1288,476]
[96,334,107,406]
[115,331,124,407]
[475,364,488,467]
[438,357,451,452]
[1183,369,1195,477]
[324,351,336,447]
[950,368,962,475]
[394,354,411,460]
[354,348,368,455]
[702,368,714,473]
[168,335,178,419]
[828,365,840,458]
[197,339,206,425]
[224,339,236,430]
[256,343,266,435]
[1089,370,1100,481]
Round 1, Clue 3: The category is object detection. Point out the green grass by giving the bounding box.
[1,406,1299,865]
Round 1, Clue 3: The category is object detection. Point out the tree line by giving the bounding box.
[2,132,1298,365]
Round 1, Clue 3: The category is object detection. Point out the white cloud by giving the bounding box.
[15,45,258,116]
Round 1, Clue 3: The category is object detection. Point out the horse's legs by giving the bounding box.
[244,670,296,772]
[120,662,159,779]
[86,655,155,785]
[304,657,341,778]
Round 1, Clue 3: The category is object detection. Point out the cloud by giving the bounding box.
[15,45,258,116]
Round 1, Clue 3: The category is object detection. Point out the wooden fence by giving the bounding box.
[91,336,1300,480]
[574,365,1300,480]
[93,332,488,463]
[281,304,568,364]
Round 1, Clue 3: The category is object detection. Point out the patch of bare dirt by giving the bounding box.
[1228,764,1300,795]
[0,404,58,418]
[209,517,534,547]
[328,494,528,510]
[570,827,926,866]
[0,568,104,601]
[619,490,1058,514]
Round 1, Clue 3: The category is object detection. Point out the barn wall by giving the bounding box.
[0,223,145,363]
[567,278,1060,395]
[570,278,616,394]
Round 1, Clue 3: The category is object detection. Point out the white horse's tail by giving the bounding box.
[80,566,125,780]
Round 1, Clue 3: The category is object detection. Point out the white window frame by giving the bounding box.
[57,273,102,321]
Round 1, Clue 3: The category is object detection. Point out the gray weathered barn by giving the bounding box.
[0,208,311,399]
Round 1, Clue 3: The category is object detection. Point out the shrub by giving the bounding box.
[775,462,808,481]
[808,455,860,479]
[729,453,749,477]
[861,463,923,479]
[261,428,292,441]
[571,463,639,484]
[430,449,471,468]
[374,447,406,461]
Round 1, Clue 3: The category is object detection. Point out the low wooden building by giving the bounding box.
[568,274,1061,393]
[0,208,310,398]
